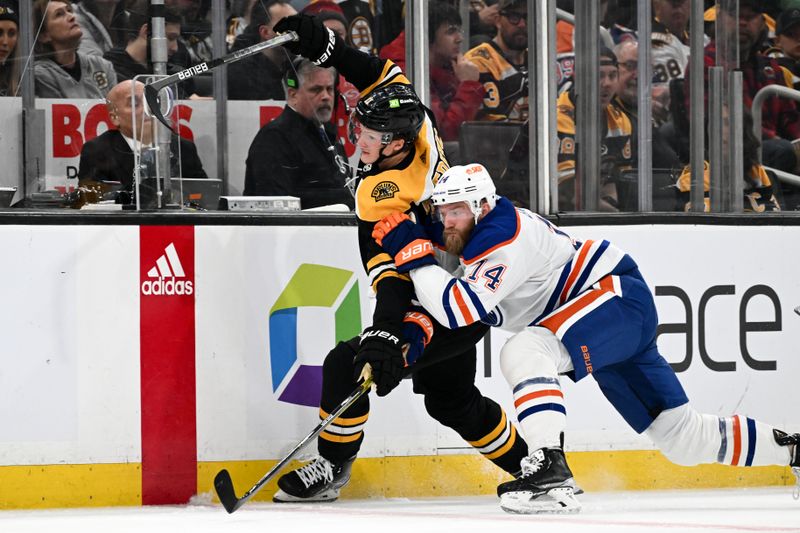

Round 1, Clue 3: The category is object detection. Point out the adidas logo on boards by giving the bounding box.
[141,242,194,296]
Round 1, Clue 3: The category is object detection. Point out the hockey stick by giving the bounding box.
[143,31,298,130]
[214,375,373,514]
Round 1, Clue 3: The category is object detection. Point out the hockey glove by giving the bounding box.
[402,307,434,366]
[273,14,343,68]
[372,212,437,273]
[354,325,405,397]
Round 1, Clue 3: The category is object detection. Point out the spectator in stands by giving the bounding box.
[379,2,484,142]
[226,0,257,51]
[613,40,681,169]
[337,0,375,53]
[373,0,404,51]
[244,59,352,210]
[675,106,781,212]
[167,0,213,65]
[468,0,500,47]
[73,0,127,57]
[227,0,296,101]
[465,0,528,121]
[0,0,20,97]
[652,0,690,45]
[556,46,632,211]
[77,79,206,204]
[692,0,800,206]
[651,0,692,84]
[703,2,777,56]
[104,3,182,84]
[765,7,800,76]
[33,0,118,98]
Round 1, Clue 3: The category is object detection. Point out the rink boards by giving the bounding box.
[0,223,797,508]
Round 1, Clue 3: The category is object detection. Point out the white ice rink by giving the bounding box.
[1,488,798,533]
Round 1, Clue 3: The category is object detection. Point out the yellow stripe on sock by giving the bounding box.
[319,409,369,427]
[484,424,518,460]
[467,411,507,448]
[320,431,363,443]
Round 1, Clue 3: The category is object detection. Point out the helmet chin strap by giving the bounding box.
[374,139,408,167]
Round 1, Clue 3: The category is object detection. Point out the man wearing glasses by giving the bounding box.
[465,0,528,121]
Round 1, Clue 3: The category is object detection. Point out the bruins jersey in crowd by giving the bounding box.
[676,161,781,212]
[556,90,633,209]
[464,41,528,121]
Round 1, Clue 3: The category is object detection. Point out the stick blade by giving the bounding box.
[214,469,242,514]
[143,84,174,133]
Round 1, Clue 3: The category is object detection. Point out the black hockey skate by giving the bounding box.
[497,447,581,514]
[774,430,800,500]
[273,456,355,503]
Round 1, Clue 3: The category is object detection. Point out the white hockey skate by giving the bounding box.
[497,448,581,514]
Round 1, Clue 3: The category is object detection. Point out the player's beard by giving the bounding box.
[443,221,474,256]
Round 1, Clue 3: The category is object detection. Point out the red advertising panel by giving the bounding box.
[139,226,196,504]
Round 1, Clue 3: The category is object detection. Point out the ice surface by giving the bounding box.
[0,488,798,533]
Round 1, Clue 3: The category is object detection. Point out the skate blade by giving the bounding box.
[500,487,581,514]
[272,488,340,503]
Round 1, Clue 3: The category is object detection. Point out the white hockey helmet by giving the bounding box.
[432,163,497,222]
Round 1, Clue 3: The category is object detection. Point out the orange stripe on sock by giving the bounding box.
[452,283,475,324]
[731,415,742,466]
[514,389,564,408]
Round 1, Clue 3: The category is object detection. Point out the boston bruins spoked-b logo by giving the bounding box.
[371,181,399,201]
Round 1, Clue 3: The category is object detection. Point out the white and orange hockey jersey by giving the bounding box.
[410,197,634,333]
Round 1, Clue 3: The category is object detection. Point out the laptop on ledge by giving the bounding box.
[175,178,222,210]
[137,178,222,210]
[0,187,16,208]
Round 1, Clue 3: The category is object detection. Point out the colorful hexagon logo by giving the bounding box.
[269,263,362,407]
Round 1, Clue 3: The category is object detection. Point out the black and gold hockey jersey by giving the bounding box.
[342,59,449,293]
[556,89,633,186]
[464,41,528,121]
[676,161,781,212]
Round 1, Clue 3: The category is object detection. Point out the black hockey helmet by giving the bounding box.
[350,83,425,145]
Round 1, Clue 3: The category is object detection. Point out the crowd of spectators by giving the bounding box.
[5,0,800,212]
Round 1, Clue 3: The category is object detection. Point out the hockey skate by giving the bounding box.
[774,430,800,500]
[497,447,581,514]
[273,456,355,503]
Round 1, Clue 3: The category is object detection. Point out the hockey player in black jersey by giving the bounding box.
[269,13,530,503]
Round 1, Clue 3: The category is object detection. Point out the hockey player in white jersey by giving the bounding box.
[372,163,800,514]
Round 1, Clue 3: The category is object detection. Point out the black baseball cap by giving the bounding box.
[0,1,18,26]
[777,8,800,35]
[498,0,526,10]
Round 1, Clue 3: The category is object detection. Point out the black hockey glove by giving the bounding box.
[353,325,405,397]
[273,14,343,68]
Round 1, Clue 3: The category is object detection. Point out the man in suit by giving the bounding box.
[244,58,353,209]
[77,79,206,207]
